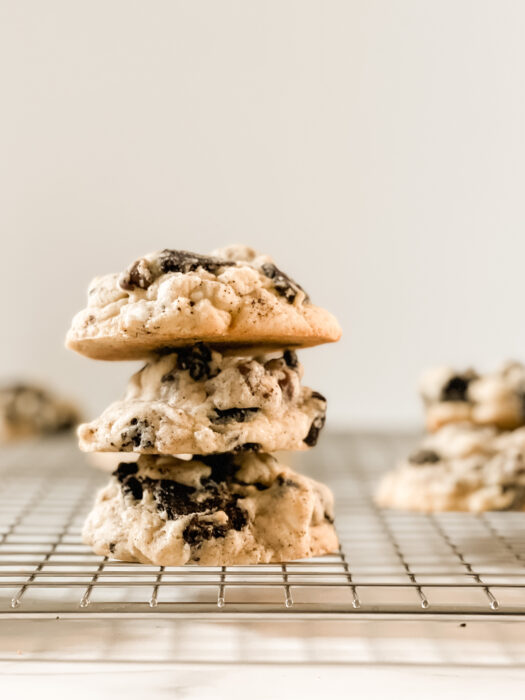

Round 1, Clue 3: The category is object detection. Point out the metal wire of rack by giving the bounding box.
[1,433,525,620]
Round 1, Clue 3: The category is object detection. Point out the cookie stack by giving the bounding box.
[376,362,525,512]
[66,245,342,565]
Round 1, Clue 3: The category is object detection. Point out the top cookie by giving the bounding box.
[66,245,342,360]
[419,361,525,431]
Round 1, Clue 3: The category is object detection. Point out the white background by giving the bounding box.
[2,0,525,427]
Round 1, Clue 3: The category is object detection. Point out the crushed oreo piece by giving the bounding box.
[118,249,235,292]
[303,412,326,446]
[224,500,248,530]
[210,407,260,425]
[140,473,248,544]
[233,479,269,491]
[441,372,476,402]
[158,249,235,276]
[109,543,116,554]
[113,462,139,482]
[408,449,441,465]
[119,258,155,291]
[283,349,299,368]
[276,474,299,488]
[197,453,240,484]
[176,343,217,381]
[182,516,229,545]
[120,418,154,450]
[122,476,143,500]
[261,262,309,304]
[152,479,199,518]
[311,391,327,402]
[181,502,248,545]
[233,442,262,453]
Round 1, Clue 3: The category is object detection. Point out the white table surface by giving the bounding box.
[1,617,525,698]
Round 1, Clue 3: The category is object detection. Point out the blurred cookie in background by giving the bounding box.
[0,382,82,443]
[419,361,525,432]
[375,423,525,512]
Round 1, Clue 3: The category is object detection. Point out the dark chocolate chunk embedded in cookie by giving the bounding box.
[113,462,139,482]
[283,349,299,368]
[122,476,143,500]
[440,371,477,402]
[210,407,260,425]
[303,412,326,446]
[151,479,200,518]
[118,249,235,292]
[157,249,235,276]
[261,262,309,304]
[196,453,239,483]
[276,474,300,488]
[233,442,262,453]
[119,258,155,291]
[182,517,229,545]
[147,475,248,540]
[120,418,154,450]
[176,343,217,381]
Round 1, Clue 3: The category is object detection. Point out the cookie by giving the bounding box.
[66,245,342,360]
[375,423,525,512]
[419,361,525,431]
[0,382,81,443]
[82,452,339,565]
[78,346,327,455]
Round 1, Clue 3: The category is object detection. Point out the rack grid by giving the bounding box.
[1,433,525,619]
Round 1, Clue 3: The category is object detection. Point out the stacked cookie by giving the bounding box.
[67,245,342,565]
[376,362,525,512]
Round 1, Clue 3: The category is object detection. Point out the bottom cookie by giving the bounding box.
[375,423,525,512]
[83,452,338,565]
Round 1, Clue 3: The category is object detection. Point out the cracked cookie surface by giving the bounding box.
[78,346,327,455]
[375,423,525,512]
[82,452,339,565]
[66,245,341,360]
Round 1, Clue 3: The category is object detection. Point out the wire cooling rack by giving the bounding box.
[1,433,525,619]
